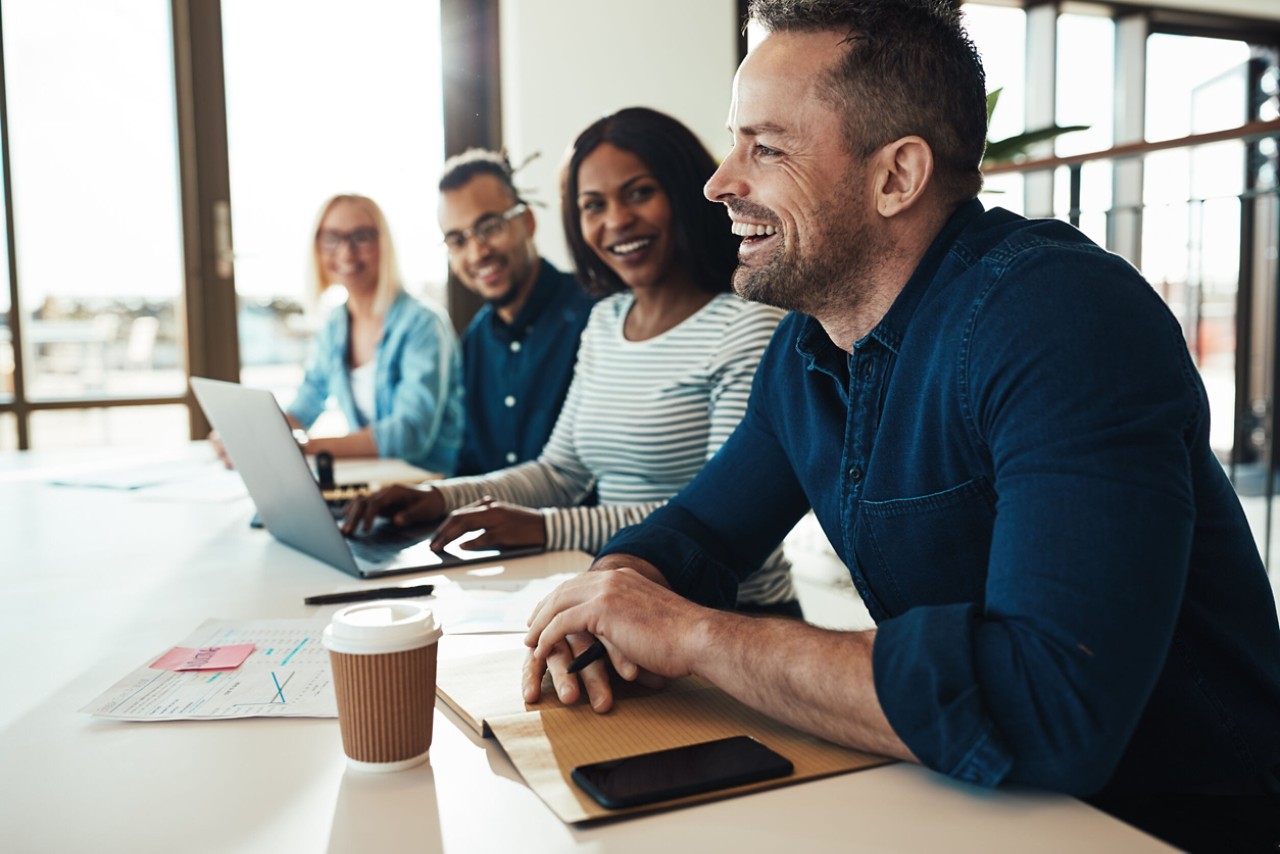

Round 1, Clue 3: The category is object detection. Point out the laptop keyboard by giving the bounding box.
[343,519,436,562]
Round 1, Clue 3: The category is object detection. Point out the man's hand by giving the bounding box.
[428,496,546,553]
[340,485,445,534]
[522,562,701,713]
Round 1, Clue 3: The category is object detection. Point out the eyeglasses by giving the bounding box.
[442,203,527,254]
[318,227,379,253]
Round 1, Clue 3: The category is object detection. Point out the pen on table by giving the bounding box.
[565,639,607,674]
[303,583,434,606]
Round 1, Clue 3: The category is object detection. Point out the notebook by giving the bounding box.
[190,377,543,578]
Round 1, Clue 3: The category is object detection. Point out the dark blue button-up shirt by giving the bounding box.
[600,200,1280,798]
[456,259,595,476]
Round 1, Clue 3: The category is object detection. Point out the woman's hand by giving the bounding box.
[208,431,234,469]
[429,496,547,552]
[340,484,446,534]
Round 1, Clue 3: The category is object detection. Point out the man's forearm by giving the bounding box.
[691,612,917,762]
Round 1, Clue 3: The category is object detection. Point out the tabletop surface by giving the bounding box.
[0,444,1171,853]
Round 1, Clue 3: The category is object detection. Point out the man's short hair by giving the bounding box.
[438,148,525,204]
[748,0,987,203]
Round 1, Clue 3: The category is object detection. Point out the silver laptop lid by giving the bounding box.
[190,377,363,576]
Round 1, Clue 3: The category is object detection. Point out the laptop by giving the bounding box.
[190,377,543,578]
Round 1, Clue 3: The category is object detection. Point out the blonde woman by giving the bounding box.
[282,194,463,474]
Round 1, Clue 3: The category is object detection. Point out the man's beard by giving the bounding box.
[730,176,882,318]
[487,281,523,309]
[485,252,534,309]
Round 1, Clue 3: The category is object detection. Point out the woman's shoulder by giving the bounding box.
[388,290,452,332]
[701,292,786,329]
[583,291,633,330]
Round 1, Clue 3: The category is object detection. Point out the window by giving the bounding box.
[3,0,185,412]
[0,0,452,449]
[964,2,1027,210]
[222,0,446,406]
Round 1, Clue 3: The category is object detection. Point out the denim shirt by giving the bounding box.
[287,290,464,474]
[600,200,1280,798]
[456,259,595,476]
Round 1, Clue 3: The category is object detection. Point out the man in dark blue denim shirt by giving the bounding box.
[439,150,595,476]
[522,1,1280,847]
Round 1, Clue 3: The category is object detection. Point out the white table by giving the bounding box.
[0,445,1171,852]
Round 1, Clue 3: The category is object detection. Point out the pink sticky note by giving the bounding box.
[150,643,256,672]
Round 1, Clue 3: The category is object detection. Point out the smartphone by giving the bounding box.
[570,735,794,809]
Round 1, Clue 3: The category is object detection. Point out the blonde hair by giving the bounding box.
[309,194,403,317]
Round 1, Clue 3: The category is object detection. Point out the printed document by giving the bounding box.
[81,618,338,721]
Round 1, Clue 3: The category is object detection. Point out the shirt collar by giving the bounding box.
[869,198,984,354]
[793,198,985,371]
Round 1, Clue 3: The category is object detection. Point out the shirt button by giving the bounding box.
[506,452,518,464]
[510,341,522,353]
[504,395,516,408]
[849,466,863,481]
[862,361,873,380]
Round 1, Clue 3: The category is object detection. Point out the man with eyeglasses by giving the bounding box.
[439,149,595,476]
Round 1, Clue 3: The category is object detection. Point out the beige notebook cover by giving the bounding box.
[436,645,892,823]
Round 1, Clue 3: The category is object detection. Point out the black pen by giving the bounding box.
[303,582,434,606]
[565,639,607,674]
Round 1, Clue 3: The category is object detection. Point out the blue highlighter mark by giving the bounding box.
[271,672,285,703]
[207,672,223,684]
[280,637,309,667]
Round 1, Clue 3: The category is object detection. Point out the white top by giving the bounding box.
[348,359,377,425]
[433,291,794,606]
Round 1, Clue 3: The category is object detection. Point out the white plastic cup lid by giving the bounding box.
[322,600,442,655]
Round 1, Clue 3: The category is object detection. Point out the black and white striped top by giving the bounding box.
[435,291,795,606]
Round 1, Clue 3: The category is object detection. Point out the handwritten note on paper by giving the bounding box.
[150,644,256,672]
[81,618,338,721]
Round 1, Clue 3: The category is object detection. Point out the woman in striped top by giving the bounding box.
[344,107,797,613]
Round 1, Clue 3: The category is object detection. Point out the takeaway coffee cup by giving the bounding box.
[322,599,442,772]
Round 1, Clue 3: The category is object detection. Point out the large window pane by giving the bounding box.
[1053,13,1113,239]
[2,0,185,402]
[222,0,446,404]
[29,405,189,451]
[0,413,14,452]
[1145,34,1251,458]
[964,2,1026,213]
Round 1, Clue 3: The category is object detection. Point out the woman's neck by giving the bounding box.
[345,291,384,368]
[345,289,380,320]
[622,270,715,342]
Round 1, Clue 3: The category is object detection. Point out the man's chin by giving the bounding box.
[486,285,520,309]
[733,268,793,311]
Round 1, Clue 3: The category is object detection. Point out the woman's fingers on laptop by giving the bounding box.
[389,487,447,528]
[341,486,409,533]
[430,501,546,552]
[342,485,448,534]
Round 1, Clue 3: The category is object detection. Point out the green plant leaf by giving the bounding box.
[984,124,1090,164]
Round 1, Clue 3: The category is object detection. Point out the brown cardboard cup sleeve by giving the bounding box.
[322,600,442,773]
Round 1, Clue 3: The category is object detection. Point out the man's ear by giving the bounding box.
[872,136,933,219]
[522,205,538,239]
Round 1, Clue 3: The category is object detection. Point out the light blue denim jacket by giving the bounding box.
[287,290,463,474]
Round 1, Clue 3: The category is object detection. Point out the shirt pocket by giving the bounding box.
[855,477,996,615]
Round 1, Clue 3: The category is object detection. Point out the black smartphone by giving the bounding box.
[570,735,794,809]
